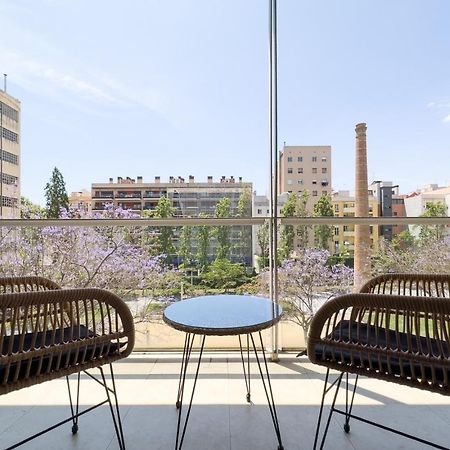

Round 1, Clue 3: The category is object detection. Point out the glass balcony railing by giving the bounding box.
[1,215,449,350]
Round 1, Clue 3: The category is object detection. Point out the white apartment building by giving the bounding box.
[0,89,20,218]
[404,184,450,236]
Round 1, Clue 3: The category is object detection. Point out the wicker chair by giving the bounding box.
[308,273,450,450]
[0,276,135,450]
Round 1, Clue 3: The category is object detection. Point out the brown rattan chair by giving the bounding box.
[0,276,135,450]
[308,273,450,449]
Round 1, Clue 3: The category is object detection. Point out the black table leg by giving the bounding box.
[175,334,206,450]
[238,334,251,402]
[176,333,194,409]
[250,332,284,450]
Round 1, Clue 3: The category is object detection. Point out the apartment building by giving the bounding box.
[278,145,332,207]
[252,193,288,267]
[370,181,406,238]
[69,189,92,214]
[332,190,380,256]
[91,175,253,264]
[0,89,20,218]
[404,184,450,236]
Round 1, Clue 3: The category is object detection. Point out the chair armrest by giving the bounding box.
[308,293,450,364]
[0,276,61,293]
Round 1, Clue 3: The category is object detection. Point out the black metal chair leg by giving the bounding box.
[100,366,126,450]
[176,335,206,450]
[313,368,330,450]
[250,332,284,450]
[66,371,81,434]
[239,334,251,402]
[344,373,358,433]
[319,373,344,450]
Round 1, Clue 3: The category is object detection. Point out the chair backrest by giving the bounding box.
[0,279,135,395]
[359,273,450,297]
[0,276,61,294]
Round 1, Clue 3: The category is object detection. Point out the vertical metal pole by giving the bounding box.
[268,0,274,309]
[269,0,280,361]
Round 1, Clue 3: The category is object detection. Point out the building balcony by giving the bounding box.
[1,217,450,449]
[92,194,114,199]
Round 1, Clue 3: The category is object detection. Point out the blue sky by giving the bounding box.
[0,0,449,206]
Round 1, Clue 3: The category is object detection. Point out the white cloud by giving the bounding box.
[428,100,450,109]
[3,50,119,104]
[443,115,450,123]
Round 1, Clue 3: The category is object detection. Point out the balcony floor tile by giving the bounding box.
[1,353,449,449]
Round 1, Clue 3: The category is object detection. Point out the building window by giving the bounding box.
[1,127,18,143]
[322,157,327,162]
[322,191,328,196]
[321,180,328,187]
[0,196,18,207]
[1,173,18,185]
[334,204,339,212]
[0,149,18,165]
[298,179,303,185]
[322,167,327,173]
[312,180,317,185]
[287,156,293,162]
[0,102,19,122]
[257,208,262,214]
[312,168,317,174]
[297,156,303,162]
[287,168,293,174]
[297,167,303,174]
[344,203,348,208]
[343,225,349,231]
[312,190,318,196]
[287,179,293,185]
[370,225,373,234]
[312,156,317,162]
[334,227,339,235]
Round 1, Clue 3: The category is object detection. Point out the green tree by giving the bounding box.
[419,201,448,243]
[196,212,210,271]
[44,167,69,218]
[20,197,46,219]
[391,230,415,251]
[153,196,176,263]
[279,192,297,260]
[296,190,311,250]
[214,197,232,260]
[200,259,249,291]
[313,194,334,250]
[256,221,270,270]
[236,187,252,264]
[178,225,193,267]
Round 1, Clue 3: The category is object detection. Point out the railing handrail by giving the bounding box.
[0,216,449,227]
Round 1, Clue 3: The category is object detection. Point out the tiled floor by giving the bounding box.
[1,352,450,449]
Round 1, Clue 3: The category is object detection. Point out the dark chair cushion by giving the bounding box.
[1,326,120,385]
[314,320,450,383]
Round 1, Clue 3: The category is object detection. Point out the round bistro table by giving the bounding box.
[163,294,284,450]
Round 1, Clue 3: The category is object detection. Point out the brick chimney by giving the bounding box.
[354,123,371,290]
